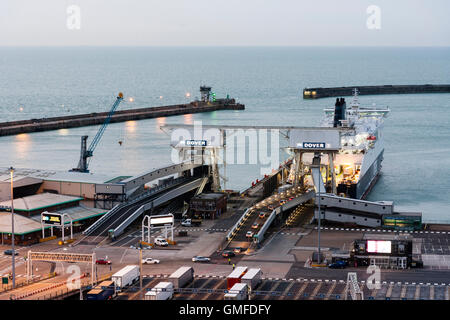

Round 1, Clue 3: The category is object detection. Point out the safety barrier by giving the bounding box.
[226,208,251,241]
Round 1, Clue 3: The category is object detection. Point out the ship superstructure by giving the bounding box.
[323,89,389,198]
[292,89,390,199]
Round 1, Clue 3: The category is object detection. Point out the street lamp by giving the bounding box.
[9,166,16,288]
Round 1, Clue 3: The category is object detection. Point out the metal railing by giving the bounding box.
[82,204,121,235]
[0,272,60,294]
[111,178,206,238]
[226,208,251,241]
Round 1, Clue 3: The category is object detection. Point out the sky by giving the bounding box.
[0,0,449,46]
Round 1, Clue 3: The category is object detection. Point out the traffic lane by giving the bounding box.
[270,281,290,300]
[285,264,450,284]
[233,210,260,242]
[331,283,346,300]
[298,282,316,300]
[205,280,227,300]
[189,278,216,300]
[283,282,303,300]
[390,284,402,299]
[405,285,416,300]
[252,279,276,300]
[433,285,446,300]
[172,277,210,301]
[419,285,430,300]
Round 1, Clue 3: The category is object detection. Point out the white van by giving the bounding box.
[154,237,169,247]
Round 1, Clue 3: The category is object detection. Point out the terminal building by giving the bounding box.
[0,192,106,245]
[350,234,415,269]
[189,192,227,219]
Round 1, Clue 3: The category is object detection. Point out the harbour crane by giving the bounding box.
[70,92,124,173]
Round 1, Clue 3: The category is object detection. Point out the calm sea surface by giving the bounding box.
[0,47,449,222]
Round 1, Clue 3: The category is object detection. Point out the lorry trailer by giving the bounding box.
[145,282,174,300]
[241,268,261,290]
[112,265,140,292]
[226,266,248,290]
[168,266,194,288]
[224,283,248,300]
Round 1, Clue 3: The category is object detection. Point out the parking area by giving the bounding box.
[117,276,449,300]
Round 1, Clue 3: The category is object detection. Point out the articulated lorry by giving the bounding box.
[112,265,140,292]
[168,266,194,288]
[145,282,173,300]
[224,283,248,300]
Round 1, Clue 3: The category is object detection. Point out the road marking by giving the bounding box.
[386,284,394,298]
[325,282,337,300]
[263,282,280,300]
[294,282,309,300]
[309,282,323,300]
[414,285,421,300]
[400,285,407,299]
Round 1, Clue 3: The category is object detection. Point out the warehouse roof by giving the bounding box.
[0,212,42,235]
[0,167,122,185]
[0,205,107,235]
[0,193,82,212]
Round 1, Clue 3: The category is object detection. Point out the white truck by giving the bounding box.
[224,283,248,300]
[111,265,140,292]
[145,282,173,300]
[241,268,261,290]
[168,266,194,288]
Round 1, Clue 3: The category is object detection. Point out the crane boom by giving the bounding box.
[70,92,124,173]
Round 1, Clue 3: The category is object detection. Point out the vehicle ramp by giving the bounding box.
[110,177,208,238]
[254,190,315,243]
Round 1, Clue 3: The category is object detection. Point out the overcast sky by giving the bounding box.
[0,0,449,46]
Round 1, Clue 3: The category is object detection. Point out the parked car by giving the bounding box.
[251,222,259,229]
[142,258,160,264]
[246,231,254,238]
[259,212,266,219]
[154,237,169,247]
[3,250,18,256]
[328,260,347,269]
[222,250,235,258]
[96,258,112,265]
[233,247,244,254]
[192,256,211,263]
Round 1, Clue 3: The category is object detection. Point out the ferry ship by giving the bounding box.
[321,89,389,199]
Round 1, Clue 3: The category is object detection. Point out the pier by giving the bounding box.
[0,100,244,137]
[303,84,450,99]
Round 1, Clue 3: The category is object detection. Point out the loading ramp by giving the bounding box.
[81,176,208,243]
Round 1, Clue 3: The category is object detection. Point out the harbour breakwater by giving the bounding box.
[303,84,450,99]
[0,101,245,137]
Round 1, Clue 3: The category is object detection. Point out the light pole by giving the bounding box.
[317,187,321,264]
[10,167,16,288]
[139,244,143,300]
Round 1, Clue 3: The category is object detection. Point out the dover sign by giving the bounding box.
[289,129,341,150]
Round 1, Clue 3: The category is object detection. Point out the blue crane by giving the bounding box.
[70,92,124,173]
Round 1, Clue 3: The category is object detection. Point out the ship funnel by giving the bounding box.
[333,98,347,127]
